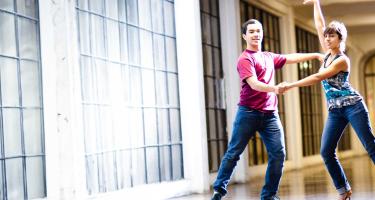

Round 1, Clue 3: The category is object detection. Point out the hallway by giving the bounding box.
[171,155,375,200]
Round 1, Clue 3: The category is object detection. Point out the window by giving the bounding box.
[364,56,375,140]
[295,27,323,156]
[200,0,228,173]
[76,0,183,194]
[0,0,46,199]
[240,1,287,166]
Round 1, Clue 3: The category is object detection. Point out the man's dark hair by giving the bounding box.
[241,19,262,35]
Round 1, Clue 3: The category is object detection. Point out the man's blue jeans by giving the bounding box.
[213,106,286,199]
[321,100,375,194]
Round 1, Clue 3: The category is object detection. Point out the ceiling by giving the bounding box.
[289,0,375,34]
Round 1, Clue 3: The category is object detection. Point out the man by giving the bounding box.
[211,19,323,200]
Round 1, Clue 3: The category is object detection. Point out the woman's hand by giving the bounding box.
[303,0,319,5]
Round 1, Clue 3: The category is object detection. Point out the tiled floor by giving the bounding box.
[171,155,375,200]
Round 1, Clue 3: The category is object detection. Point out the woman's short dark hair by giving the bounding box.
[323,21,347,51]
[241,19,262,35]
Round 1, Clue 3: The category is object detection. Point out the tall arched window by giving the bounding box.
[364,56,375,130]
[0,1,46,199]
[76,0,183,194]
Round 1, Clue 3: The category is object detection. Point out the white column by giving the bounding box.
[40,0,87,199]
[279,8,304,169]
[218,0,247,183]
[175,0,210,193]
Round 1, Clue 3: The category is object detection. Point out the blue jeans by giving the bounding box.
[213,106,286,199]
[321,100,375,194]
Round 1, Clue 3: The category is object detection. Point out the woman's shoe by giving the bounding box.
[338,190,352,200]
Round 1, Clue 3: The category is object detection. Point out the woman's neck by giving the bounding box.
[329,48,342,56]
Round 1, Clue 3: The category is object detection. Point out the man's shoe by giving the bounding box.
[211,191,223,200]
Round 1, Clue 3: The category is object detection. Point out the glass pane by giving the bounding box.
[170,109,181,143]
[118,0,127,22]
[132,148,146,185]
[0,12,17,57]
[153,34,166,70]
[78,0,88,10]
[18,17,39,60]
[164,1,175,36]
[160,146,171,181]
[127,0,138,25]
[91,15,106,57]
[98,107,114,151]
[200,0,209,13]
[172,145,183,180]
[102,152,116,191]
[3,108,22,157]
[211,0,218,16]
[86,155,99,194]
[20,60,41,107]
[365,57,375,74]
[146,147,160,183]
[158,109,170,144]
[140,30,154,68]
[89,0,104,14]
[116,150,132,188]
[80,57,95,101]
[165,37,177,72]
[78,11,90,55]
[142,69,156,106]
[6,158,24,200]
[83,105,99,154]
[144,108,157,145]
[95,59,109,103]
[203,45,213,76]
[23,109,42,154]
[0,0,14,11]
[128,26,140,65]
[106,20,120,61]
[0,57,19,107]
[129,108,144,147]
[207,109,216,139]
[212,17,219,47]
[151,0,163,33]
[26,157,45,198]
[205,78,215,108]
[155,71,168,105]
[17,0,37,18]
[129,67,142,105]
[209,141,218,170]
[106,0,118,19]
[168,73,179,107]
[201,13,211,45]
[138,0,151,29]
[119,23,129,63]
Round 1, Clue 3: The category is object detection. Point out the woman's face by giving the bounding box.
[324,32,341,50]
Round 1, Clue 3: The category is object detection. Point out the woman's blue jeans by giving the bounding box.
[213,106,286,200]
[321,100,375,194]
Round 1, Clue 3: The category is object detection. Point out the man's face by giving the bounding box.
[243,23,263,48]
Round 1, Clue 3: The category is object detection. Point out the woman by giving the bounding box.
[282,0,375,199]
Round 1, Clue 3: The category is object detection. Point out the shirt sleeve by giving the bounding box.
[272,53,287,70]
[237,57,256,82]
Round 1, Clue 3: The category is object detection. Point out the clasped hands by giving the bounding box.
[275,82,293,95]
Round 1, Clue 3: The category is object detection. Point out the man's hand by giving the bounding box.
[276,82,293,94]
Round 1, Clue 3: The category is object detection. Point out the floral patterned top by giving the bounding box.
[321,53,362,110]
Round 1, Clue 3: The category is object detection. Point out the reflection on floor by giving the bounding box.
[171,155,375,200]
